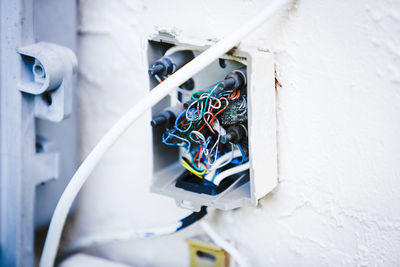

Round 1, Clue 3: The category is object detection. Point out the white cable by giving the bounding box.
[68,207,208,253]
[204,149,243,181]
[209,149,242,171]
[212,162,250,186]
[39,1,291,266]
[200,221,250,267]
[68,222,181,252]
[165,45,248,65]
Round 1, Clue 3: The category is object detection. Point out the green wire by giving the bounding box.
[189,83,221,121]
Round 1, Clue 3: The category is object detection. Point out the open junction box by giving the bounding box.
[148,36,277,211]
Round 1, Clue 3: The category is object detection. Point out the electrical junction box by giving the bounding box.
[148,35,277,211]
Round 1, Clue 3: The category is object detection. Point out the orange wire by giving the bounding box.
[211,97,229,124]
[228,90,236,99]
[235,90,241,99]
[181,118,191,127]
[202,112,216,134]
[198,105,214,132]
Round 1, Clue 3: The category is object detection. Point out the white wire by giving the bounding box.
[212,162,250,186]
[208,119,224,166]
[68,222,181,252]
[205,149,243,181]
[200,221,250,267]
[165,45,248,65]
[39,1,291,266]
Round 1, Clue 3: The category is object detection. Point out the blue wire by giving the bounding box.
[203,136,212,151]
[175,109,192,133]
[162,130,190,150]
[210,145,247,182]
[220,144,247,165]
[237,144,247,164]
[186,106,201,122]
[163,82,225,174]
[211,169,220,183]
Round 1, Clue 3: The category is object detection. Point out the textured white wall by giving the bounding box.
[67,0,400,266]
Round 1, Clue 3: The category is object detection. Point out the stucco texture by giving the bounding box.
[67,0,400,266]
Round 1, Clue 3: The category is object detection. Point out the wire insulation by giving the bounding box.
[68,207,207,252]
[212,162,250,185]
[200,221,250,267]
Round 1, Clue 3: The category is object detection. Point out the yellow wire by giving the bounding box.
[182,160,204,178]
[181,159,206,178]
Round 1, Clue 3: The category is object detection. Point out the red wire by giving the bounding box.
[194,145,202,163]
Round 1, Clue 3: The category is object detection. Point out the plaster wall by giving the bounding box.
[68,0,400,266]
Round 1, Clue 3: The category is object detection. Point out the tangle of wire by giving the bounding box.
[159,78,248,184]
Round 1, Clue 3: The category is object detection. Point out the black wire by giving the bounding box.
[177,206,208,231]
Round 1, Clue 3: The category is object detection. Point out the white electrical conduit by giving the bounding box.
[200,221,250,267]
[39,1,291,266]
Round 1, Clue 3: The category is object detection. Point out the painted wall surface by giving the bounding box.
[67,0,400,266]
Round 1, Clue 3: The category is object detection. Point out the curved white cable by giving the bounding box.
[39,1,291,266]
[200,221,250,267]
[209,149,242,171]
[212,162,250,186]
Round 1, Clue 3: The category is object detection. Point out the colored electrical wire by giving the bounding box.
[182,158,206,178]
[163,79,249,182]
[175,109,192,133]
